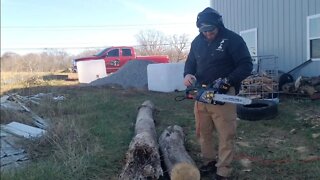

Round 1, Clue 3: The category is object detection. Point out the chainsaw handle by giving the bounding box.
[185,87,196,99]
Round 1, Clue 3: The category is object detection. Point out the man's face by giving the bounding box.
[202,28,219,41]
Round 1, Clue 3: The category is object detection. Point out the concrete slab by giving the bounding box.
[0,153,28,166]
[2,122,46,138]
[1,130,10,137]
[0,150,6,158]
[0,95,10,103]
[0,134,28,171]
[0,159,30,172]
[1,138,25,156]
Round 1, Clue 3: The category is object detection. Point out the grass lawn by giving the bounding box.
[1,74,319,179]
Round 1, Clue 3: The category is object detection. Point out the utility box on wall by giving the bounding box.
[147,63,186,92]
[77,60,107,83]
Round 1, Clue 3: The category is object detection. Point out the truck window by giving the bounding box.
[95,47,111,56]
[122,49,132,56]
[107,49,119,57]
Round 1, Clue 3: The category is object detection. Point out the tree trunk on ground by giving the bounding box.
[119,100,163,180]
[159,125,200,180]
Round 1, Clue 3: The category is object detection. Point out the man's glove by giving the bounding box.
[212,78,231,94]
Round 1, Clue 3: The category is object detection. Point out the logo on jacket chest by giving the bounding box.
[216,39,228,52]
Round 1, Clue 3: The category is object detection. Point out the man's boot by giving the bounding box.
[199,161,217,175]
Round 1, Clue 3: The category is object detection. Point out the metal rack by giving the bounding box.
[239,55,279,100]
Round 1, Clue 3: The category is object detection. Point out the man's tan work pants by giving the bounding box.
[194,88,237,177]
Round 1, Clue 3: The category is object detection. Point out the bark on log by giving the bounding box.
[159,125,200,180]
[119,100,163,180]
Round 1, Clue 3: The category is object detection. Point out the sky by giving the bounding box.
[1,0,210,55]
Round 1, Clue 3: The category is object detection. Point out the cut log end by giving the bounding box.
[170,163,200,180]
[138,100,155,111]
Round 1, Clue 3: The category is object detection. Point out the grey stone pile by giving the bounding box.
[90,60,154,89]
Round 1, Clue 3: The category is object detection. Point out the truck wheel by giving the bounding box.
[237,99,278,121]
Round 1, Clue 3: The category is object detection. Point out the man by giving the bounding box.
[183,7,253,180]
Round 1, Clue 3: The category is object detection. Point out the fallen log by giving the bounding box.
[159,125,200,180]
[119,100,163,180]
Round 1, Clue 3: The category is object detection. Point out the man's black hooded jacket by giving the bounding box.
[184,27,253,94]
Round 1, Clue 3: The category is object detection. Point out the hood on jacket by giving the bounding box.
[196,7,225,32]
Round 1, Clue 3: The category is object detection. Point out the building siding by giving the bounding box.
[210,0,320,77]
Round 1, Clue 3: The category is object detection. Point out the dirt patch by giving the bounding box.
[235,153,320,165]
[241,128,289,149]
[295,108,320,126]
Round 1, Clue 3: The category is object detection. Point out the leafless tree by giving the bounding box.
[22,53,41,72]
[1,49,71,72]
[135,30,190,62]
[39,49,70,72]
[1,52,21,72]
[75,49,101,58]
[167,34,190,62]
[135,29,168,56]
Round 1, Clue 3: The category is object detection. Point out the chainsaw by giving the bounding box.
[176,81,252,105]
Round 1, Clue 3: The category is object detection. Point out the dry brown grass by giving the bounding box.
[1,72,78,95]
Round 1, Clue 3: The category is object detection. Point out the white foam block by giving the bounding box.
[147,63,186,92]
[77,60,107,83]
[2,122,46,138]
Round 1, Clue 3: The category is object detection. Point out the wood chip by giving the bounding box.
[236,141,251,147]
[289,129,296,134]
[312,133,320,139]
[294,146,308,153]
[239,158,252,168]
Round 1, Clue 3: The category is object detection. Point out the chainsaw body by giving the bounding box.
[185,84,252,105]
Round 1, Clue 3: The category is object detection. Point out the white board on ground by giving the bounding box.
[77,59,107,83]
[147,63,186,92]
[1,122,46,139]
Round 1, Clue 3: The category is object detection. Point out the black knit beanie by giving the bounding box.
[196,7,224,30]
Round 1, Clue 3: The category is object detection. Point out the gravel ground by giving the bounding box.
[90,60,154,89]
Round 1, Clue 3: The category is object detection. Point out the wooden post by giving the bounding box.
[159,125,200,180]
[119,100,163,180]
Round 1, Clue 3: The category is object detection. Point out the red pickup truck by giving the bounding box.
[72,46,169,73]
